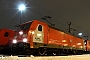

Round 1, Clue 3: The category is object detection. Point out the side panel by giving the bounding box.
[76,38,84,49]
[61,33,70,46]
[0,28,15,45]
[48,28,63,45]
[68,34,84,50]
[43,25,48,44]
[68,35,76,48]
[66,34,71,47]
[0,29,8,45]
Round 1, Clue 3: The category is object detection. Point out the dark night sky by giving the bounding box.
[0,0,90,39]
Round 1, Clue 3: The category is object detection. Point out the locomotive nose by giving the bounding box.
[17,42,30,50]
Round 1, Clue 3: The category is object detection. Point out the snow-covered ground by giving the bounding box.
[0,54,90,60]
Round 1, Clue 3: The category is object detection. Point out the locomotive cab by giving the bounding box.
[12,21,32,49]
[11,20,48,55]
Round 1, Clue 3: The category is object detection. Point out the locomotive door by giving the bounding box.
[33,24,44,43]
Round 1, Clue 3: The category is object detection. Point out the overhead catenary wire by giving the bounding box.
[0,0,89,37]
[0,0,79,28]
[8,0,67,27]
[2,0,80,34]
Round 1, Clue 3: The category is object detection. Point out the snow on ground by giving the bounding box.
[0,54,90,60]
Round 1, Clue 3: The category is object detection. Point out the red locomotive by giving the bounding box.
[0,28,15,54]
[10,20,90,55]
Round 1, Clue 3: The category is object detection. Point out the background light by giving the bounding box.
[18,4,26,11]
[18,4,26,24]
[78,32,82,36]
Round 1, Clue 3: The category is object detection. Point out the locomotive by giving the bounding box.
[9,20,90,55]
[0,28,15,54]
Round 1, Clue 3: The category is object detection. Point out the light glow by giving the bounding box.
[13,39,17,43]
[29,31,34,34]
[32,31,34,34]
[19,31,23,35]
[73,45,76,47]
[23,38,27,42]
[64,44,68,46]
[80,46,83,48]
[29,31,31,33]
[77,43,81,45]
[84,42,86,45]
[78,33,82,36]
[62,40,66,42]
[18,4,26,11]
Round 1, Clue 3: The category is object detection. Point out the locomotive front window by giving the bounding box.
[19,22,32,30]
[4,32,9,37]
[38,25,42,31]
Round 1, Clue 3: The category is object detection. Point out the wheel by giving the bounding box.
[52,49,58,56]
[38,48,47,55]
[52,52,57,55]
[73,50,77,55]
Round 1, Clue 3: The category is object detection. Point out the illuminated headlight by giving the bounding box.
[31,31,34,34]
[84,42,86,45]
[23,38,27,42]
[13,39,17,43]
[19,31,23,35]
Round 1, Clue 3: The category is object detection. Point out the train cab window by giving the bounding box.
[4,32,9,37]
[38,25,42,31]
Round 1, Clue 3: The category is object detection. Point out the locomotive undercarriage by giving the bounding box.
[5,42,84,56]
[32,42,85,56]
[0,42,88,56]
[35,47,84,56]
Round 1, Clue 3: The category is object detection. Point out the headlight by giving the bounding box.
[13,39,17,43]
[23,34,27,37]
[31,31,34,34]
[29,31,34,34]
[23,38,27,42]
[14,36,17,39]
[84,42,86,45]
[19,31,23,35]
